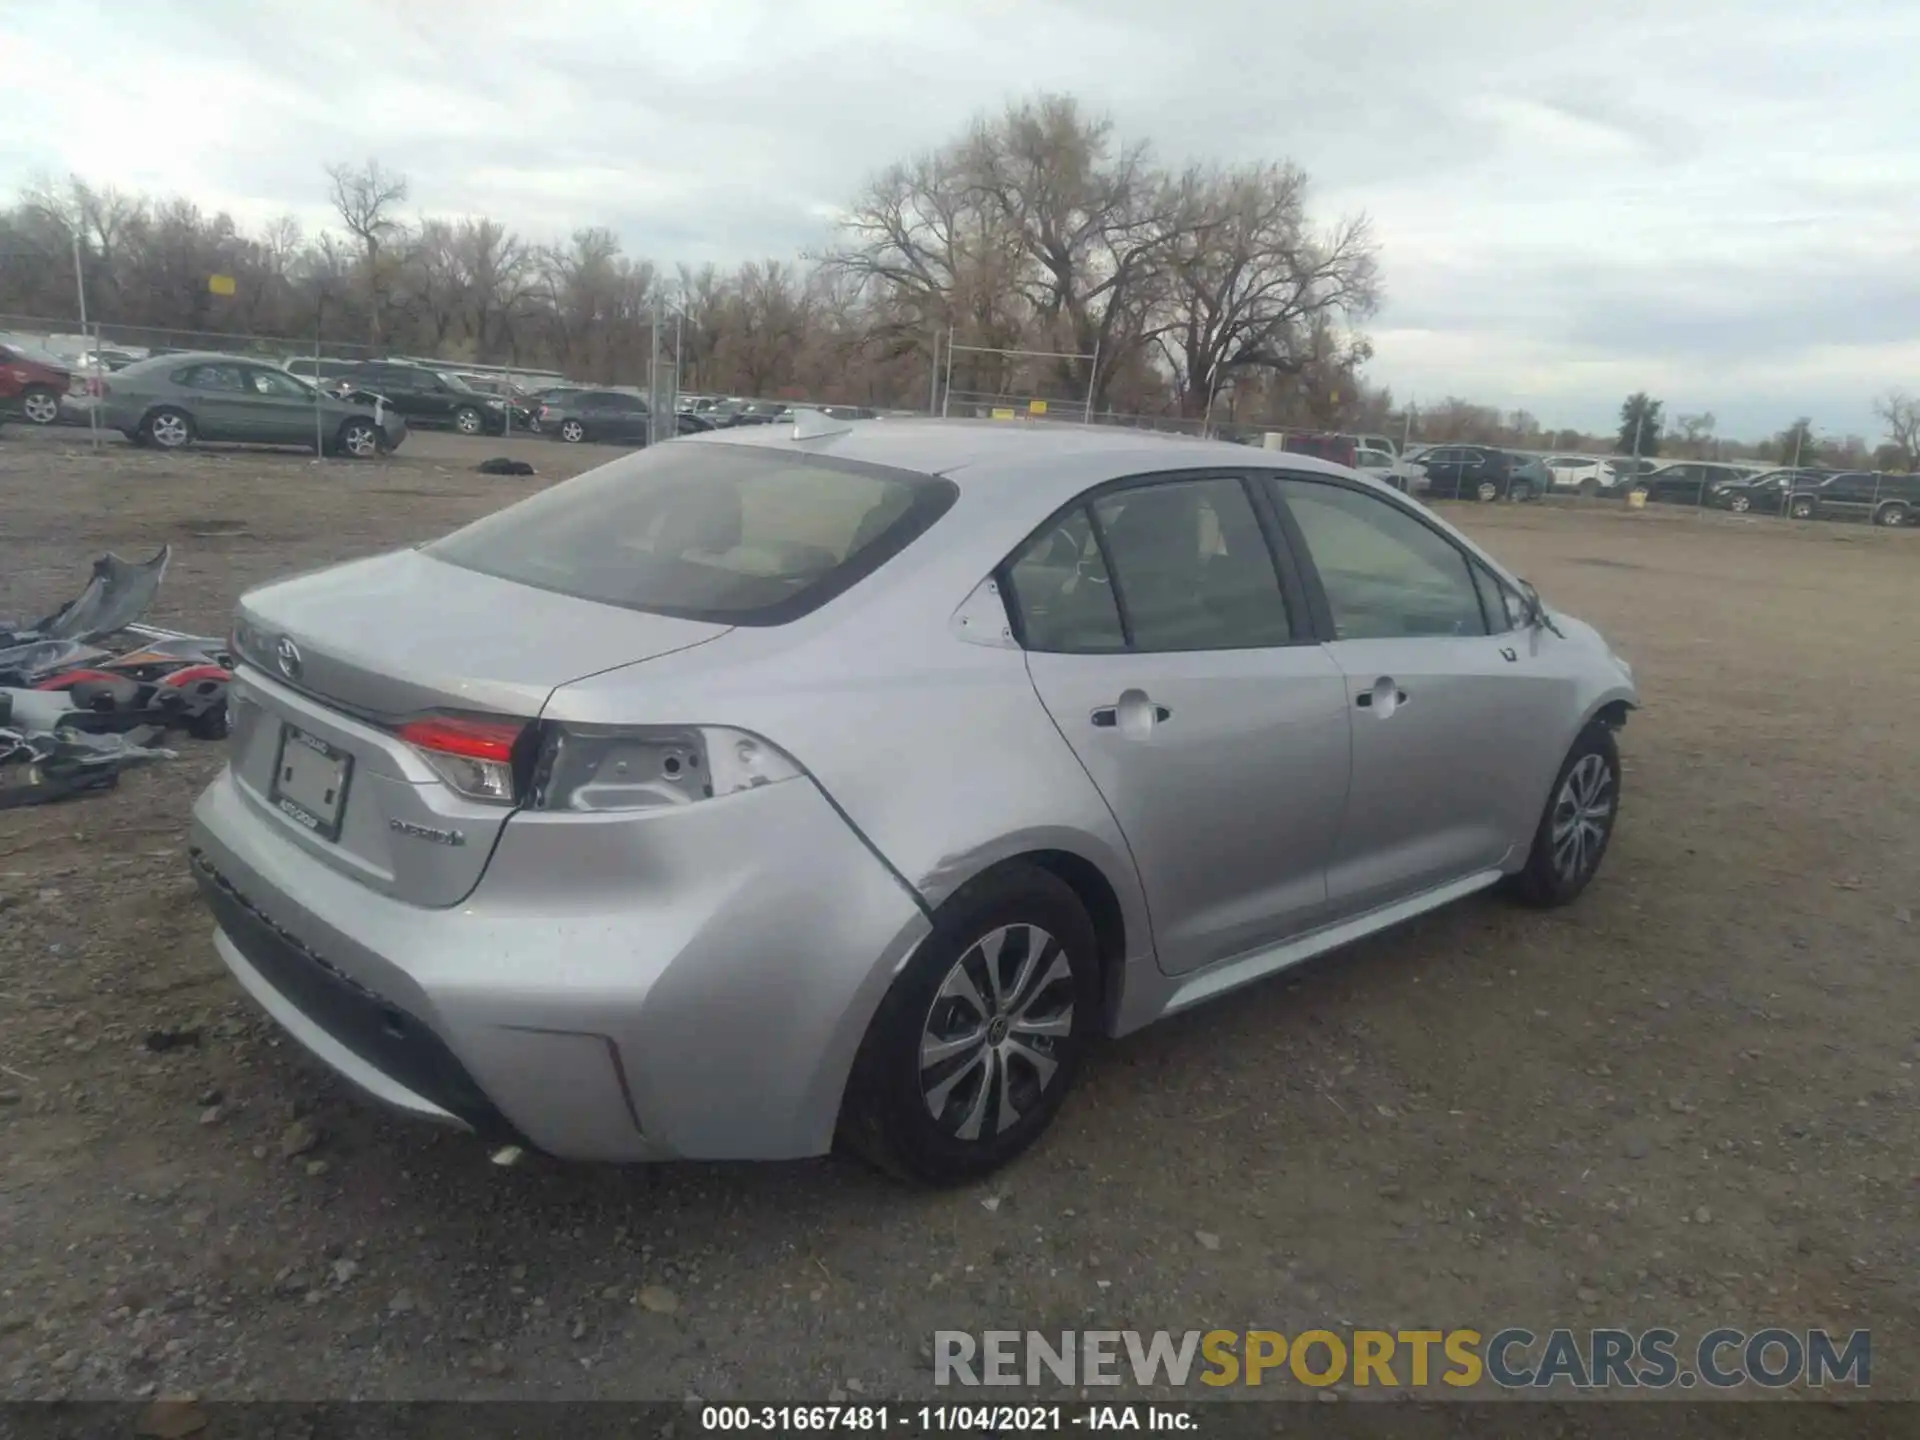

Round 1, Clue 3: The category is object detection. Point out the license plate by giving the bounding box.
[270,725,353,841]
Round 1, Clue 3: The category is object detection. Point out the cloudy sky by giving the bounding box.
[4,0,1916,439]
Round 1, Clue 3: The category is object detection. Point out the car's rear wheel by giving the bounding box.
[1789,497,1816,520]
[336,418,381,458]
[144,407,194,450]
[20,385,61,425]
[1873,500,1909,527]
[1475,481,1500,503]
[840,865,1099,1185]
[558,419,586,443]
[1510,480,1534,502]
[453,406,483,435]
[1506,722,1621,908]
[1729,494,1751,513]
[1579,478,1599,497]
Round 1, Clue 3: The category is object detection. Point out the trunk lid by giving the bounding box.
[227,548,729,905]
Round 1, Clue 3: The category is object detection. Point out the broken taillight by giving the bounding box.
[396,714,528,804]
[528,724,801,812]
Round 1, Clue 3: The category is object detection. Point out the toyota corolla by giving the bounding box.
[189,415,1638,1184]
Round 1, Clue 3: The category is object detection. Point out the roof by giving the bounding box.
[690,416,1355,487]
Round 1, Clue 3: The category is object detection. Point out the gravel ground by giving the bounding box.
[2,424,1916,1404]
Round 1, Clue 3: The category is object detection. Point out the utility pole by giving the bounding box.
[648,288,664,446]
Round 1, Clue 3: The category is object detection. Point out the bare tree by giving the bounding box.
[1872,391,1920,470]
[1156,162,1378,418]
[326,160,410,346]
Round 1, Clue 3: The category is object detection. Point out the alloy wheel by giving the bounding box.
[455,408,482,434]
[560,420,584,443]
[1730,495,1750,513]
[1550,752,1615,886]
[150,412,190,448]
[343,424,379,457]
[22,390,60,425]
[919,924,1074,1143]
[1476,481,1498,502]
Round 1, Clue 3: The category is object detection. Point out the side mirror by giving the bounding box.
[1516,579,1565,638]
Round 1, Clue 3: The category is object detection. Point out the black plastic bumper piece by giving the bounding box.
[189,848,531,1149]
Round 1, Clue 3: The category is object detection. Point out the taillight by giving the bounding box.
[538,405,552,420]
[529,724,801,812]
[87,377,109,397]
[397,714,528,804]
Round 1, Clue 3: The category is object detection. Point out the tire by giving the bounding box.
[144,407,195,450]
[335,418,382,459]
[839,864,1100,1185]
[1789,497,1815,520]
[1873,501,1910,528]
[127,429,153,449]
[453,406,483,436]
[20,385,61,426]
[1729,494,1751,513]
[1475,481,1499,503]
[558,419,586,443]
[1505,722,1621,908]
[1510,481,1534,503]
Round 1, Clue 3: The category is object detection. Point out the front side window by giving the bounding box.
[429,444,955,625]
[247,368,310,398]
[1271,478,1488,640]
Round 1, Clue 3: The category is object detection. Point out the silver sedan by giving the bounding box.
[189,417,1638,1183]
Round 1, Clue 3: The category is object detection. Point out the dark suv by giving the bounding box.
[1631,461,1754,506]
[1785,471,1918,527]
[1412,446,1544,501]
[1706,468,1830,515]
[328,361,507,435]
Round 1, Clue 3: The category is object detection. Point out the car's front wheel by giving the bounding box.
[1475,480,1500,502]
[335,418,382,458]
[1789,497,1816,520]
[1729,494,1751,513]
[1506,722,1621,908]
[20,385,62,425]
[840,865,1099,1185]
[453,406,484,435]
[144,407,195,450]
[558,419,586,443]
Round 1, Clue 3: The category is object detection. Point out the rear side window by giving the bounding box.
[428,444,957,625]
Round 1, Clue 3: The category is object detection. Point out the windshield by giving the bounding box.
[428,442,958,625]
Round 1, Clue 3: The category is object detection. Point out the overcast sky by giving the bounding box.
[5,0,1916,439]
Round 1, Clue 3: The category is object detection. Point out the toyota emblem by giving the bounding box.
[275,636,303,681]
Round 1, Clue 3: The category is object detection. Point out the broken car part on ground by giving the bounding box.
[0,546,229,806]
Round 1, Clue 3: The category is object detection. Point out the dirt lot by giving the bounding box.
[2,424,1916,1404]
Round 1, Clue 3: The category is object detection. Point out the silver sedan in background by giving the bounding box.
[189,418,1637,1184]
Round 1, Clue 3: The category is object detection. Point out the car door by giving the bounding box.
[1265,474,1572,917]
[177,362,252,439]
[236,365,319,444]
[1010,473,1353,974]
[1420,448,1463,496]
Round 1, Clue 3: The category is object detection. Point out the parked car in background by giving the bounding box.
[540,388,654,444]
[1542,455,1625,495]
[1784,470,1918,526]
[1630,461,1753,506]
[1412,446,1542,502]
[327,361,507,435]
[190,422,1637,1182]
[0,338,76,426]
[72,346,145,373]
[1705,468,1824,515]
[1351,444,1428,495]
[94,352,405,456]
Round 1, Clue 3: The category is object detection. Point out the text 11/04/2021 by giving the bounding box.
[699,1405,1189,1432]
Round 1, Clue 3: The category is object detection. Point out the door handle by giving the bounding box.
[1090,696,1171,730]
[1354,677,1408,715]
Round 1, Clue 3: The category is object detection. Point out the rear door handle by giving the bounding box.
[1354,677,1409,715]
[1091,697,1172,729]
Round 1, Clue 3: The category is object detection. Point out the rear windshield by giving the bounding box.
[427,442,957,625]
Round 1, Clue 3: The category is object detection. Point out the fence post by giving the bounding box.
[1083,339,1100,424]
[313,330,324,460]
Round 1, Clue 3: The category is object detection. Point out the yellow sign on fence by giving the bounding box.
[1029,398,1048,415]
[208,274,236,296]
[991,407,1017,421]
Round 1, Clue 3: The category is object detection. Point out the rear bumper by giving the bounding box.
[188,765,931,1162]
